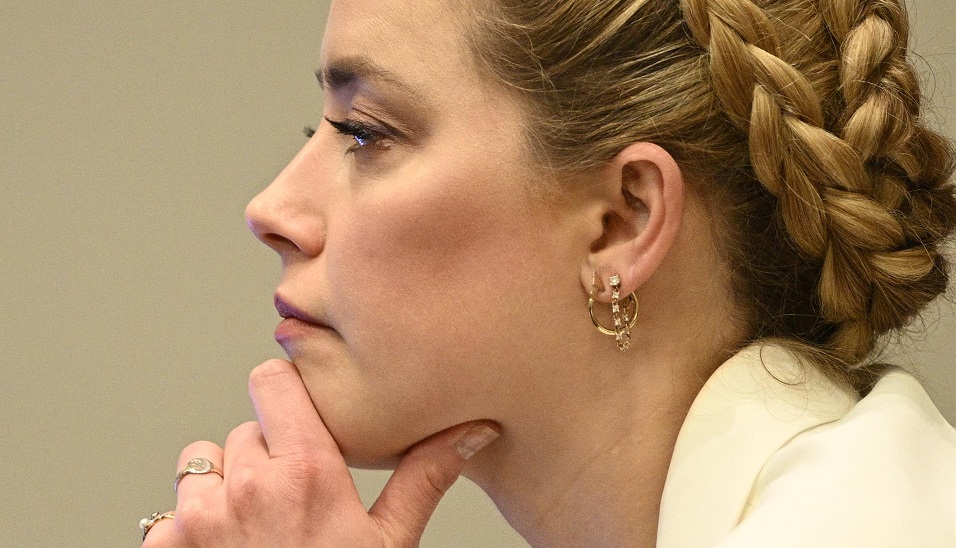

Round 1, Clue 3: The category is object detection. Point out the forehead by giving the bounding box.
[321,0,476,97]
[320,0,535,177]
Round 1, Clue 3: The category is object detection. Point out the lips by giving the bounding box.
[273,295,336,350]
[274,294,326,326]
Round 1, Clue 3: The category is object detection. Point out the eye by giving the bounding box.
[301,121,378,148]
[324,117,391,154]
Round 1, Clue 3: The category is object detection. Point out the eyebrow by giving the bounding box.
[316,57,426,103]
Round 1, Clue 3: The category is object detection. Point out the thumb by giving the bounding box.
[369,421,500,546]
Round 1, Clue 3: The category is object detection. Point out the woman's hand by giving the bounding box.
[143,359,500,547]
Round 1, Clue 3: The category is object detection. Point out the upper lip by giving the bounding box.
[274,294,327,326]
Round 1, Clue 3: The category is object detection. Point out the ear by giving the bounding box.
[580,142,685,301]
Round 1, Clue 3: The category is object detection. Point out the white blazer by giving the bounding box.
[656,344,956,547]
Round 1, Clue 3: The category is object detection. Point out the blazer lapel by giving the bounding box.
[656,344,858,547]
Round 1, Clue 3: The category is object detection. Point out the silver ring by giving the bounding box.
[139,511,174,540]
[174,457,224,493]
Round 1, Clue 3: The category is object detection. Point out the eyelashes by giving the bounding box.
[325,117,380,148]
[303,117,392,154]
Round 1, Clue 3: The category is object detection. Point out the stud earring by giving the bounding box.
[588,273,639,352]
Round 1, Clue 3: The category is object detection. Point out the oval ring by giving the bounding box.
[588,292,639,335]
[139,511,175,541]
[174,457,224,493]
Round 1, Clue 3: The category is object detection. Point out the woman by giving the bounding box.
[141,0,956,545]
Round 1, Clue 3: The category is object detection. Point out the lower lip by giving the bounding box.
[274,317,335,345]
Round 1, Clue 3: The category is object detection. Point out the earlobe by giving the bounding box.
[580,142,685,300]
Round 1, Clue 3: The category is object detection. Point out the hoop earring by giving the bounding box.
[588,274,638,352]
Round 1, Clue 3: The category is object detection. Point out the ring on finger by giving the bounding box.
[174,457,224,493]
[139,511,175,540]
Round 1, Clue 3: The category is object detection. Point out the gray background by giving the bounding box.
[1,2,952,546]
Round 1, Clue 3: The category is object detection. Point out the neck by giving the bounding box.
[461,198,745,546]
[463,347,710,547]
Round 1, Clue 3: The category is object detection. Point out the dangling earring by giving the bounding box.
[588,273,639,352]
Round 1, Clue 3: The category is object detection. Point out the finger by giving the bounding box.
[175,441,225,499]
[247,359,339,458]
[369,422,500,546]
[140,511,176,547]
[223,421,269,474]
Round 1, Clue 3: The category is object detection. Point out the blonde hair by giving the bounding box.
[468,0,956,389]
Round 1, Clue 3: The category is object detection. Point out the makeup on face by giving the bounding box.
[316,56,433,145]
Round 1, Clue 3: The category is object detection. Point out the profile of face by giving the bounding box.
[245,0,590,467]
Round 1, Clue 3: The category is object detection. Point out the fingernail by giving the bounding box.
[455,424,500,460]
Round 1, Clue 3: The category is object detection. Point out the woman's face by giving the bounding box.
[246,0,584,466]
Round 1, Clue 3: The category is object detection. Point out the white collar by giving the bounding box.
[656,344,858,547]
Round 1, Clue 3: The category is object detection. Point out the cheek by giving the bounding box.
[332,169,535,337]
[320,171,540,449]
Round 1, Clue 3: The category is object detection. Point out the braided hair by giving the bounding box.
[469,0,956,389]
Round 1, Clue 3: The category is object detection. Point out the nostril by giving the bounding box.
[259,232,299,254]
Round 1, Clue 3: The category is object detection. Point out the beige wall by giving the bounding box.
[1,2,952,546]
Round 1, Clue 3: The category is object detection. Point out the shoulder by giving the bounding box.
[722,367,956,547]
[658,344,956,548]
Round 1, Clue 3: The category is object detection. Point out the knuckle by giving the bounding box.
[175,497,202,521]
[141,531,166,548]
[285,455,328,486]
[226,465,262,515]
[225,421,261,446]
[175,497,212,537]
[291,454,324,475]
[273,457,334,505]
[421,460,453,502]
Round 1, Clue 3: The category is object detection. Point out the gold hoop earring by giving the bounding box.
[588,274,638,351]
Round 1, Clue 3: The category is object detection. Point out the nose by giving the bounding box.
[245,148,327,258]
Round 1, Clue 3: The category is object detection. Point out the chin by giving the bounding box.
[291,350,465,470]
[330,423,415,470]
[310,391,425,470]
